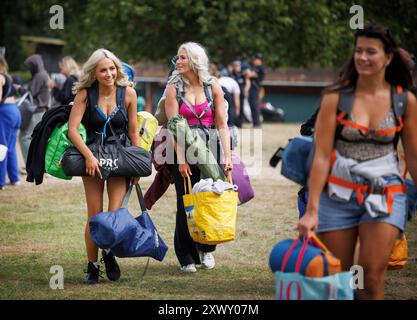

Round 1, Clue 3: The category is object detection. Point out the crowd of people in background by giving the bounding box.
[211,54,265,129]
[0,50,266,190]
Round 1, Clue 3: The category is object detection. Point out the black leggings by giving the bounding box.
[171,163,216,267]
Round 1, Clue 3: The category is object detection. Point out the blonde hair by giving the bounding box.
[60,56,80,78]
[168,42,213,87]
[73,48,133,93]
[0,55,9,74]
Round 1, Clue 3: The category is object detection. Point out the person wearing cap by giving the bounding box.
[247,53,265,128]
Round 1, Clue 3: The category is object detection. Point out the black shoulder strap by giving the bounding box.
[82,82,98,129]
[87,81,99,109]
[116,86,129,135]
[175,82,183,107]
[116,86,126,110]
[392,85,408,149]
[337,86,355,114]
[392,85,408,119]
[334,86,355,142]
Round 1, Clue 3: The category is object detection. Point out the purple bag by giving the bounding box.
[231,154,254,205]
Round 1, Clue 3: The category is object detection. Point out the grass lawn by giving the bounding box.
[0,123,416,299]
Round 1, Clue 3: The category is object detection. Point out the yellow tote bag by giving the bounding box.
[137,111,158,151]
[183,175,238,245]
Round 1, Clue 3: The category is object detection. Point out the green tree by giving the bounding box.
[1,1,415,70]
[60,0,352,67]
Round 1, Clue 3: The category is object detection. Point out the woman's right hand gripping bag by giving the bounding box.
[269,234,354,300]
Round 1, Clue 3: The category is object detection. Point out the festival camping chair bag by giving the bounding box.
[45,122,87,180]
[89,184,168,261]
[182,175,238,245]
[137,111,158,152]
[269,234,354,300]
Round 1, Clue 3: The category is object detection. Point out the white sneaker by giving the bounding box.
[180,264,197,273]
[200,252,215,270]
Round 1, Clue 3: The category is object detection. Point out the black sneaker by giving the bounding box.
[101,250,121,281]
[83,262,103,285]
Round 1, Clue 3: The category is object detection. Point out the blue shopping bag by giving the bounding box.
[90,184,168,261]
[274,271,354,300]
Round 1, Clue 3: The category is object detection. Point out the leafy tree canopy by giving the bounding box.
[1,0,416,70]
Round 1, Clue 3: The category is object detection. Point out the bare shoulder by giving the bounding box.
[74,88,87,103]
[0,74,5,85]
[125,86,137,98]
[320,91,339,113]
[407,91,417,106]
[166,84,177,98]
[209,79,223,96]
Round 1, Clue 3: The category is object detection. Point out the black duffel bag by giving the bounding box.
[61,123,152,179]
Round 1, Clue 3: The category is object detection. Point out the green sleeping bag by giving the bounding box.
[45,122,87,180]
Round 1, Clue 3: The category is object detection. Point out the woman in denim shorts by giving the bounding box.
[297,23,417,300]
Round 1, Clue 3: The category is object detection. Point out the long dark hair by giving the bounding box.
[326,23,415,94]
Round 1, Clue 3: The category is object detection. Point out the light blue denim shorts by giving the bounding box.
[317,175,407,233]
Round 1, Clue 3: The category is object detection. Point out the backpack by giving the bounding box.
[154,56,178,124]
[137,111,158,152]
[221,85,235,127]
[155,56,229,126]
[84,82,129,138]
[155,80,216,126]
[45,121,87,180]
[279,85,408,186]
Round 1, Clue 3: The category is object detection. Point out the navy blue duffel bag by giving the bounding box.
[89,184,168,261]
[280,136,314,186]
